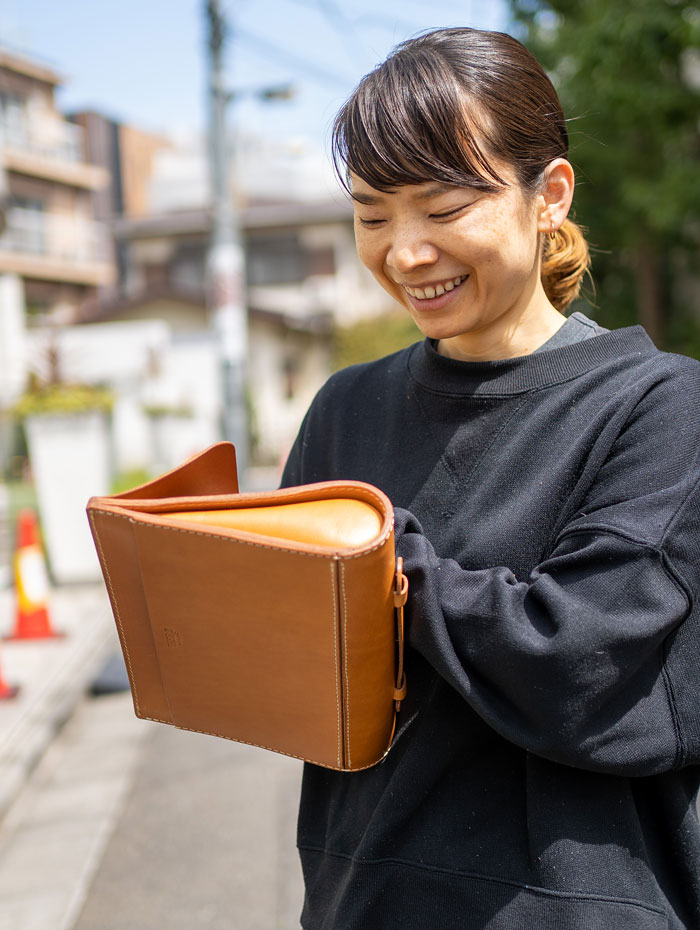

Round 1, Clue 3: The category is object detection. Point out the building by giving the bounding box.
[0,48,114,324]
[72,116,394,467]
[0,51,396,476]
[80,197,386,465]
[74,113,390,326]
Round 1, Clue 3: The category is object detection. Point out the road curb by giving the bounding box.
[0,585,115,821]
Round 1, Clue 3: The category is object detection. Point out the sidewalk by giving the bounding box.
[0,583,115,820]
[0,690,150,930]
[0,582,305,930]
[0,582,146,930]
[0,459,284,816]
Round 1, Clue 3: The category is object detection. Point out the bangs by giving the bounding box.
[332,48,506,195]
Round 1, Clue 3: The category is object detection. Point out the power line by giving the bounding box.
[235,25,352,88]
[284,0,368,62]
[316,0,367,57]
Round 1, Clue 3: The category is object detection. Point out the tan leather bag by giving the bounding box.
[86,442,407,772]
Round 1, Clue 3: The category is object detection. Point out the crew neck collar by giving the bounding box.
[407,326,656,395]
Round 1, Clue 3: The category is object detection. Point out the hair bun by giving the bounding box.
[541,219,591,312]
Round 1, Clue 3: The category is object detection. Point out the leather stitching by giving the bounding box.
[87,511,141,715]
[340,561,350,769]
[90,495,394,560]
[89,494,399,772]
[115,482,388,514]
[330,562,342,768]
[136,714,388,771]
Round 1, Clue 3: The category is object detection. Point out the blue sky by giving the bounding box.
[0,0,509,150]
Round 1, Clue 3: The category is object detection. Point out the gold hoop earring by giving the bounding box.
[549,222,557,241]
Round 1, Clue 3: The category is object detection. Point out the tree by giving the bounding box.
[332,312,421,371]
[509,0,700,350]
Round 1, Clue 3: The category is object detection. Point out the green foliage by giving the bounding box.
[110,468,153,495]
[509,0,700,351]
[13,383,114,418]
[332,312,422,370]
[142,404,194,419]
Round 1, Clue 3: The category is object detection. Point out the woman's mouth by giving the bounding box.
[403,274,468,300]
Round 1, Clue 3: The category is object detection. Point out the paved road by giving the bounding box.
[4,646,700,930]
[71,697,305,930]
[0,681,304,930]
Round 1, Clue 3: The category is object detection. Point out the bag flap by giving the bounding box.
[163,497,383,548]
[104,442,239,503]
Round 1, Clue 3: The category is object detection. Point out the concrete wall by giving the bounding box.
[24,315,327,477]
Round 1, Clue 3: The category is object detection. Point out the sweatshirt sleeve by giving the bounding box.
[395,367,700,777]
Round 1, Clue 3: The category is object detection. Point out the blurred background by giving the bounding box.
[0,5,697,928]
[0,0,698,585]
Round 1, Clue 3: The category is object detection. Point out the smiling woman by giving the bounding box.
[349,162,574,359]
[333,26,589,360]
[281,26,700,930]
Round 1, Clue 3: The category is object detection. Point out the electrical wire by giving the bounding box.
[283,0,367,61]
[315,0,366,56]
[235,25,352,87]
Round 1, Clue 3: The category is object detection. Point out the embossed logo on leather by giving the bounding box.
[164,627,182,648]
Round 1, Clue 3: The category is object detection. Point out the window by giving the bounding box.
[0,93,27,148]
[1,198,46,255]
[246,234,306,286]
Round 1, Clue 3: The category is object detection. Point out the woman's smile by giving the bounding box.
[402,274,469,301]
[351,170,565,359]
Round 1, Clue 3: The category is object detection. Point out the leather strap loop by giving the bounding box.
[393,563,409,607]
[393,557,408,711]
[393,671,407,703]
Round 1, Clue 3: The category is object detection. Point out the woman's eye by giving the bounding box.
[430,204,468,220]
[358,217,385,227]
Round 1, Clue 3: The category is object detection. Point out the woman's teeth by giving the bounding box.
[405,275,468,300]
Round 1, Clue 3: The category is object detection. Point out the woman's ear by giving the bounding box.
[537,158,575,235]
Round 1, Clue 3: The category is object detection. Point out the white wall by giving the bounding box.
[0,273,27,407]
[25,320,221,476]
[248,319,330,466]
[26,318,170,386]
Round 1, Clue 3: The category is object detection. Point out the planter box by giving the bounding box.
[25,410,110,584]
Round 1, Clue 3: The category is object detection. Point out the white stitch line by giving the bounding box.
[88,511,141,716]
[120,483,388,513]
[91,503,396,770]
[330,562,342,768]
[340,561,351,769]
[92,506,393,560]
[137,714,384,771]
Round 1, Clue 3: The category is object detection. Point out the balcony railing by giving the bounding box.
[0,114,85,164]
[0,207,111,265]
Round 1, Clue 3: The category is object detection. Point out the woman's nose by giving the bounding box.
[386,230,439,274]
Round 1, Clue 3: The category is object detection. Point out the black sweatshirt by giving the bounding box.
[281,325,700,930]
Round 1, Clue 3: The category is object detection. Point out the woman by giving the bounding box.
[282,27,700,930]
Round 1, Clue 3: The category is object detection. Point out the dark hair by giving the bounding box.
[332,28,591,310]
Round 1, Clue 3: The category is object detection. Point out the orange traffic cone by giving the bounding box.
[0,647,19,699]
[7,509,63,641]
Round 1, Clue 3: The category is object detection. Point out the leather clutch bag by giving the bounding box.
[86,442,407,772]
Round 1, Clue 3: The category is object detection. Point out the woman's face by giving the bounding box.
[351,164,557,360]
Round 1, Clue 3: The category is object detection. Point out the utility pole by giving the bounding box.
[205,0,249,482]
